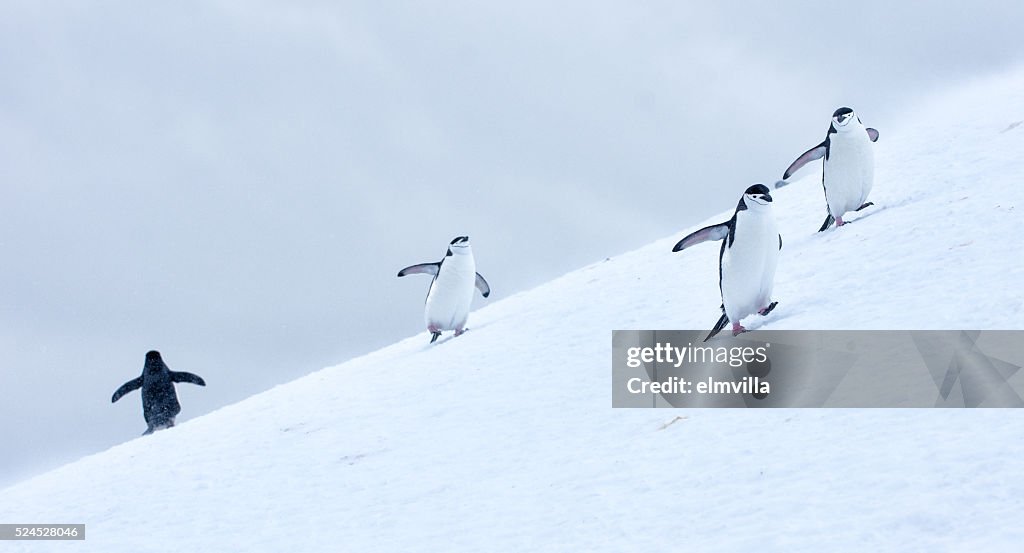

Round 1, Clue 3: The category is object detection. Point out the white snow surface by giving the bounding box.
[4,70,1024,552]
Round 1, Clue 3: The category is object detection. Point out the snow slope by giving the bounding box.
[3,70,1024,552]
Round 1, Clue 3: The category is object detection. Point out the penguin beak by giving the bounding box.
[762,193,773,203]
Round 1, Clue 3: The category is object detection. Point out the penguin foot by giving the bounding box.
[731,323,747,336]
[454,328,467,337]
[835,215,846,227]
[429,331,441,344]
[758,302,778,316]
[143,420,174,435]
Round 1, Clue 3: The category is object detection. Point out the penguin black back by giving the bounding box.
[111,350,207,435]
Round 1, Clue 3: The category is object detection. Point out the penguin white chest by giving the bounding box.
[720,212,778,323]
[824,130,874,217]
[425,255,476,331]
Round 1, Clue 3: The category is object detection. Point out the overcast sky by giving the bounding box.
[2,1,1023,485]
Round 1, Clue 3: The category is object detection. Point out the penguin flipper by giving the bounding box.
[672,222,731,252]
[704,313,730,342]
[170,371,206,386]
[111,376,143,403]
[475,273,491,298]
[783,142,827,180]
[866,128,879,142]
[817,213,835,232]
[397,262,441,278]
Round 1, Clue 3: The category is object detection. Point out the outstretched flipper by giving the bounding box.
[672,222,731,252]
[704,313,730,342]
[397,262,441,278]
[475,273,491,298]
[430,331,441,344]
[818,213,835,232]
[856,201,874,211]
[866,128,879,142]
[111,376,143,403]
[170,371,206,386]
[783,141,827,180]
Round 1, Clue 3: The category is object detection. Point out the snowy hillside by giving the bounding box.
[3,69,1024,552]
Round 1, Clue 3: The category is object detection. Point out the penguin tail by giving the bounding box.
[817,213,835,232]
[856,202,874,212]
[704,313,730,342]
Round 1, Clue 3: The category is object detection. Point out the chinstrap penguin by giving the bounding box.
[398,236,491,343]
[782,107,879,231]
[672,184,781,341]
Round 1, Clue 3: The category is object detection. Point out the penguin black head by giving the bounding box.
[743,184,773,206]
[448,235,472,256]
[832,107,855,128]
[144,350,167,372]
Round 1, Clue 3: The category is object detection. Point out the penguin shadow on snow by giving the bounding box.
[807,195,910,244]
[706,298,793,341]
[416,333,458,351]
[413,321,494,352]
[810,203,884,237]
